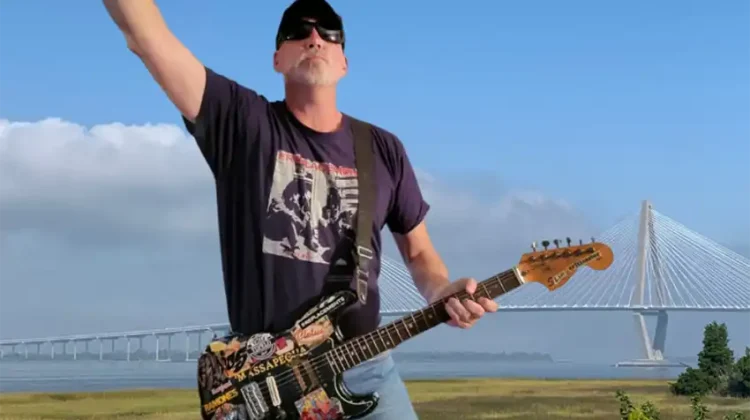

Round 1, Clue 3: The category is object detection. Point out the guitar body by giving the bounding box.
[197,290,377,420]
[195,240,615,420]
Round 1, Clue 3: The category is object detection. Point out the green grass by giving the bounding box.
[0,378,747,419]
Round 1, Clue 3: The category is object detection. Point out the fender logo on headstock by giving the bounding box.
[548,251,601,287]
[518,239,613,291]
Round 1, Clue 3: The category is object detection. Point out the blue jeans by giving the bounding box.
[341,352,418,420]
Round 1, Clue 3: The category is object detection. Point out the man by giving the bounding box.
[103,0,498,418]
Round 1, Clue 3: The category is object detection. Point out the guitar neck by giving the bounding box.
[323,267,525,373]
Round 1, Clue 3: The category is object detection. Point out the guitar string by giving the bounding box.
[232,271,519,401]
[233,248,599,403]
[230,270,521,401]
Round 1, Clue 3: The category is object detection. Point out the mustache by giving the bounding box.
[298,50,327,62]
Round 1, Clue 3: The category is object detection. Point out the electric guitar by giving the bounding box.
[196,239,614,420]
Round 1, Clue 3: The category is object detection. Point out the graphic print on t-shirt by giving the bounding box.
[263,150,358,264]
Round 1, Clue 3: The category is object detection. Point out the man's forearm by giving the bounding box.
[103,0,167,52]
[405,249,451,304]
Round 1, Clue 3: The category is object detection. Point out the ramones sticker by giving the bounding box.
[203,388,239,414]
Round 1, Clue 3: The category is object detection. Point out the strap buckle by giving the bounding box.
[356,245,374,261]
[355,245,374,305]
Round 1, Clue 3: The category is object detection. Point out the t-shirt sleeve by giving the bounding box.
[182,66,266,176]
[385,138,430,235]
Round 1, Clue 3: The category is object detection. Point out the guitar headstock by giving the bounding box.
[517,237,613,291]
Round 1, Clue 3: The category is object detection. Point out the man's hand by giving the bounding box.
[431,278,499,329]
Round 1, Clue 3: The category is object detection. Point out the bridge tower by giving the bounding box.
[617,200,682,368]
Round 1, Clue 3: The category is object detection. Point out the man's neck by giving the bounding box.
[284,82,342,133]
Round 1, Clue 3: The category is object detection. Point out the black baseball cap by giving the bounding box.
[275,0,346,50]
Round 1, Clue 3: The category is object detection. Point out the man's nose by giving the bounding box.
[304,28,324,49]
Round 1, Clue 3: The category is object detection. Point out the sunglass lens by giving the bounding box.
[282,20,343,45]
[317,27,343,43]
[285,22,314,41]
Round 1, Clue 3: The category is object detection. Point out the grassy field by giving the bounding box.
[0,378,748,419]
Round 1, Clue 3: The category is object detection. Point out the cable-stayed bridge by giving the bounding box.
[0,200,747,367]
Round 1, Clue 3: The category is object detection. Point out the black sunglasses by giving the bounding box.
[277,19,345,49]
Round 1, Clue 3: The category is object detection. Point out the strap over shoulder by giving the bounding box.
[348,115,376,306]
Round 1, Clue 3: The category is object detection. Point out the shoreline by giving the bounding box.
[0,358,690,395]
[1,378,747,420]
[0,377,670,396]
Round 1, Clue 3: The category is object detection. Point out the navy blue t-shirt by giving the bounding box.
[183,67,429,339]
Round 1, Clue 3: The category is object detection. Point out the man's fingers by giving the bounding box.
[442,281,499,329]
[444,304,462,327]
[478,297,499,312]
[464,278,477,294]
[446,298,472,326]
[463,299,485,318]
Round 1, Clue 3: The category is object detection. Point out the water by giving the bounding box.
[0,353,687,394]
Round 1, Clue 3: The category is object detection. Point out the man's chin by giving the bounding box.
[286,70,337,87]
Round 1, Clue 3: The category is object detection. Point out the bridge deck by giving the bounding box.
[2,201,748,349]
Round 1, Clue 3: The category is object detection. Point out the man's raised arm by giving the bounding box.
[103,0,206,122]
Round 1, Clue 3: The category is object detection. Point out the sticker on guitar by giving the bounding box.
[292,318,335,347]
[246,333,277,361]
[295,388,343,420]
[210,380,232,396]
[205,333,304,380]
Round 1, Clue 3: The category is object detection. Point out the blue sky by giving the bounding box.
[0,1,748,358]
[2,0,748,241]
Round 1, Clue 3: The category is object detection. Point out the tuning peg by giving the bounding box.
[542,240,550,250]
[553,239,560,248]
[566,237,572,247]
[531,241,537,252]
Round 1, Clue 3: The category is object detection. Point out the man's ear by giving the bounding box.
[273,51,280,72]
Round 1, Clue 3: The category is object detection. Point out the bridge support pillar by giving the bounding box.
[653,310,668,358]
[185,334,190,361]
[616,309,681,367]
[635,310,667,360]
[616,201,684,368]
[168,334,173,361]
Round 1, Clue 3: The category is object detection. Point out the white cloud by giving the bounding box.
[415,168,595,277]
[0,118,597,338]
[0,118,217,248]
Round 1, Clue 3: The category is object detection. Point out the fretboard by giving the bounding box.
[323,267,524,374]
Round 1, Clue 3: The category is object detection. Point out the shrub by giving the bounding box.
[615,390,660,420]
[670,321,750,398]
[615,390,746,420]
[727,347,750,398]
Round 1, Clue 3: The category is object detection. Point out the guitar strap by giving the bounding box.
[271,101,375,306]
[348,115,375,306]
